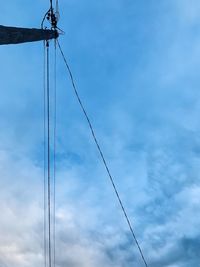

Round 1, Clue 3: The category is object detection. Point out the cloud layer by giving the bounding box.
[0,0,200,266]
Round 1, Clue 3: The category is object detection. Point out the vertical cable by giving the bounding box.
[46,40,52,267]
[53,39,57,267]
[56,0,59,12]
[43,41,47,267]
[50,0,53,11]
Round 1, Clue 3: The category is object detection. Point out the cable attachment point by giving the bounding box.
[47,8,58,30]
[46,40,50,48]
[41,1,61,37]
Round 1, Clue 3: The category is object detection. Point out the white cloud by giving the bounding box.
[1,0,200,266]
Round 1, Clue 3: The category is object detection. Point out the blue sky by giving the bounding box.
[0,0,200,266]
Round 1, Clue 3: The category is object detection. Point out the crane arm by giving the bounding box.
[0,25,58,45]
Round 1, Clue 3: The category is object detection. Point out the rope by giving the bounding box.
[46,41,52,267]
[57,40,149,267]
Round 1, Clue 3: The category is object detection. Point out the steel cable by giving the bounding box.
[53,39,57,267]
[46,41,52,267]
[43,41,47,267]
[57,40,149,267]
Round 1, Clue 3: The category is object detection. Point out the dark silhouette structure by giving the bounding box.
[0,25,58,45]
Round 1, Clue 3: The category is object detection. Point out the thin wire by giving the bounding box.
[43,41,47,267]
[53,39,57,267]
[57,40,149,267]
[41,9,50,29]
[41,0,53,29]
[46,41,52,267]
[50,0,53,10]
[55,0,60,22]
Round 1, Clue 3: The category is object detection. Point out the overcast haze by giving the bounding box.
[0,1,200,266]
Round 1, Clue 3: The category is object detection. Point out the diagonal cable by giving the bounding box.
[57,39,149,267]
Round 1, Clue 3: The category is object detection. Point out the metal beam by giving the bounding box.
[0,25,58,45]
